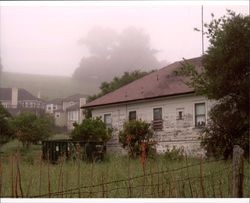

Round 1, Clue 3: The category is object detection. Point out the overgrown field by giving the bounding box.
[0,71,99,100]
[0,140,249,198]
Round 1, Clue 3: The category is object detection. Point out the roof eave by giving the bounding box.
[81,91,195,109]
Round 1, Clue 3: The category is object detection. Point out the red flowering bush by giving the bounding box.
[119,120,155,158]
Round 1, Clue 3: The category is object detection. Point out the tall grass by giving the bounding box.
[0,140,249,198]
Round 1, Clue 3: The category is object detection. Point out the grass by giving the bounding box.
[0,71,100,100]
[0,140,249,198]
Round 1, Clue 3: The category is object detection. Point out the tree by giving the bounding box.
[119,120,155,158]
[73,26,167,83]
[12,112,54,148]
[71,117,112,142]
[176,10,249,159]
[0,103,13,145]
[88,70,153,102]
[71,117,112,161]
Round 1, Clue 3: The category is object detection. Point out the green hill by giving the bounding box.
[0,72,99,100]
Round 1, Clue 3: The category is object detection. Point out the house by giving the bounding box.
[46,94,86,131]
[45,98,63,114]
[83,57,214,156]
[0,87,45,116]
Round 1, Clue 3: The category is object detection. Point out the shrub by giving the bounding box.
[12,112,54,149]
[0,103,14,145]
[164,146,185,161]
[71,117,112,161]
[119,120,155,158]
[71,117,112,142]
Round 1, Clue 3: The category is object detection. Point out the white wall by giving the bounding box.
[91,94,215,156]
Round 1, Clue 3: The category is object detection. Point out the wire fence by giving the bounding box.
[0,144,249,198]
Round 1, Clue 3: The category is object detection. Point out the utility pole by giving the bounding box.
[201,5,204,55]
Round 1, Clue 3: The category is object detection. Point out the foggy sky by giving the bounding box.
[0,1,248,76]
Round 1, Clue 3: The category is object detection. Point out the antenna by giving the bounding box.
[201,5,204,55]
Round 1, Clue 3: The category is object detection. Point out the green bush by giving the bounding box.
[164,146,185,161]
[71,117,112,142]
[11,112,54,149]
[71,117,112,162]
[119,120,155,158]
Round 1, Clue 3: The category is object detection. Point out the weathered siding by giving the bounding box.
[91,94,215,156]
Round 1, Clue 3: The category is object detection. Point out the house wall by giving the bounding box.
[46,104,62,114]
[54,112,67,127]
[67,110,80,130]
[63,101,77,111]
[91,94,215,156]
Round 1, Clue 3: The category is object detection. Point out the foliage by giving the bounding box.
[175,11,250,159]
[201,101,249,159]
[88,70,152,102]
[71,117,112,142]
[73,26,168,83]
[0,103,14,145]
[119,120,155,158]
[12,112,54,148]
[164,146,185,161]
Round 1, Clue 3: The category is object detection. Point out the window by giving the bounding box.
[129,111,136,121]
[48,106,51,110]
[53,106,56,110]
[178,111,183,120]
[104,114,112,129]
[176,108,184,120]
[153,108,163,130]
[56,113,60,118]
[195,103,206,127]
[153,108,162,121]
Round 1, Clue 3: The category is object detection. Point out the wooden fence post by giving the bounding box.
[232,145,244,198]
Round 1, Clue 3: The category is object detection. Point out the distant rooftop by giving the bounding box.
[63,94,86,102]
[0,88,42,101]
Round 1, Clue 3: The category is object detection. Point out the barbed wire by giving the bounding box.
[40,166,231,198]
[30,160,227,198]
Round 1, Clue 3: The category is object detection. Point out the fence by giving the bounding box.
[0,145,249,198]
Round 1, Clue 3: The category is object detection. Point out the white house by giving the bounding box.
[46,94,86,131]
[83,57,214,155]
[0,87,45,116]
[45,98,63,114]
[66,97,86,130]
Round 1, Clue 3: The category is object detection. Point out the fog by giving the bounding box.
[0,2,248,77]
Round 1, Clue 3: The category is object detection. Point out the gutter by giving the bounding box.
[81,91,195,109]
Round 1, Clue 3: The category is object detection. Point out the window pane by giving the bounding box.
[153,108,162,120]
[196,115,206,127]
[104,114,112,128]
[129,111,136,121]
[195,103,205,115]
[195,103,206,127]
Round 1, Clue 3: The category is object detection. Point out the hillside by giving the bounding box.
[0,72,99,100]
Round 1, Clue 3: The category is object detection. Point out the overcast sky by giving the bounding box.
[0,1,248,76]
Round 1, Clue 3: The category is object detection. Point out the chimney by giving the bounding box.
[11,87,18,108]
[37,91,41,99]
[79,97,86,108]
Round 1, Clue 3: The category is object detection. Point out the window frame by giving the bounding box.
[194,102,206,128]
[128,111,137,121]
[104,113,112,129]
[153,107,162,121]
[152,107,163,131]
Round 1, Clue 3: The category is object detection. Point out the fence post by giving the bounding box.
[232,145,244,198]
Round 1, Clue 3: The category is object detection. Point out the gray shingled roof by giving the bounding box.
[63,94,85,102]
[83,57,202,108]
[46,98,63,105]
[66,103,80,111]
[0,88,42,101]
